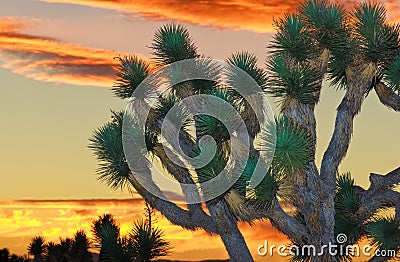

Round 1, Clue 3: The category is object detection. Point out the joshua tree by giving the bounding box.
[0,249,27,262]
[91,214,123,261]
[28,236,46,262]
[91,212,170,262]
[0,248,9,262]
[44,232,91,262]
[89,0,400,261]
[129,204,171,262]
[70,231,92,262]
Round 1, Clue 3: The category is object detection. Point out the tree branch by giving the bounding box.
[266,198,310,245]
[320,68,369,190]
[127,172,218,234]
[152,144,203,209]
[356,167,400,222]
[375,83,400,111]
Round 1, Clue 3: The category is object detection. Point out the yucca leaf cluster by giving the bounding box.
[89,1,400,260]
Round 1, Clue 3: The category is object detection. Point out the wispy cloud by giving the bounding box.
[39,0,299,33]
[0,17,118,87]
[39,0,400,33]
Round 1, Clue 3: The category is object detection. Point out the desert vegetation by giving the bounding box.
[89,0,400,261]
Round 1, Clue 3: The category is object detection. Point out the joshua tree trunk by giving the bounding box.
[90,1,400,261]
[208,201,253,262]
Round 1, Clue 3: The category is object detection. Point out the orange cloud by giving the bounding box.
[39,0,299,33]
[0,18,118,87]
[0,199,288,261]
[39,0,400,33]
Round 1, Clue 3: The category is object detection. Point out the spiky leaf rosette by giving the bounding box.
[353,2,399,65]
[91,214,120,247]
[247,169,279,209]
[336,172,356,193]
[89,112,157,191]
[112,55,151,99]
[383,55,400,93]
[232,154,258,196]
[335,172,361,216]
[335,173,363,246]
[191,145,227,184]
[195,87,240,143]
[366,216,400,252]
[267,55,321,105]
[226,51,268,92]
[270,14,313,62]
[191,57,221,94]
[196,115,230,142]
[299,0,347,50]
[93,217,129,262]
[328,36,355,89]
[270,117,312,174]
[336,191,361,216]
[150,23,198,65]
[129,219,171,261]
[207,87,240,110]
[89,119,130,190]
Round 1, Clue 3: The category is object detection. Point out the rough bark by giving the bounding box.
[320,66,368,189]
[207,200,254,262]
[127,173,218,234]
[356,167,400,221]
[266,198,310,245]
[149,104,255,261]
[318,66,371,262]
[375,83,400,111]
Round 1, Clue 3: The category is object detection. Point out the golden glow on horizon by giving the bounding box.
[0,0,399,261]
[0,199,288,261]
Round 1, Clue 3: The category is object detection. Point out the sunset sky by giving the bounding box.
[0,0,399,260]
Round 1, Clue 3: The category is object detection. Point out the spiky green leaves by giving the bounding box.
[267,55,321,104]
[272,117,312,174]
[383,55,400,93]
[270,14,312,62]
[249,170,279,209]
[367,217,400,253]
[191,145,227,184]
[91,214,129,261]
[89,112,158,190]
[233,154,258,195]
[89,119,130,190]
[335,173,363,245]
[92,214,170,262]
[195,87,239,143]
[129,219,171,261]
[299,0,347,50]
[151,23,198,65]
[112,55,151,99]
[232,154,279,208]
[353,2,399,65]
[196,115,230,142]
[226,51,268,91]
[328,41,354,89]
